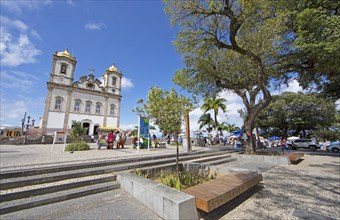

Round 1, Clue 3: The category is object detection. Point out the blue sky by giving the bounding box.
[0,0,304,133]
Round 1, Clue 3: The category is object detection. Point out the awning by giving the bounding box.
[97,126,120,132]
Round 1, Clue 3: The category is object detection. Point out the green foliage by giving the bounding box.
[292,1,340,99]
[71,121,86,141]
[133,86,196,141]
[132,168,149,178]
[256,92,336,136]
[198,113,214,132]
[159,171,216,190]
[164,0,339,153]
[65,141,90,151]
[201,95,227,132]
[315,130,340,142]
[132,87,196,174]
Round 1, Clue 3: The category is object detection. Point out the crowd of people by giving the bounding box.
[96,130,126,150]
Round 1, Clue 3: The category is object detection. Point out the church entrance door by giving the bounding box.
[83,122,90,135]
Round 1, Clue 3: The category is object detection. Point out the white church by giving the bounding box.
[40,49,122,135]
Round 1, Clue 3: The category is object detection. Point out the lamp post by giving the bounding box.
[22,112,35,145]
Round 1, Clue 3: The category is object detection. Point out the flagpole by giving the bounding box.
[137,115,140,152]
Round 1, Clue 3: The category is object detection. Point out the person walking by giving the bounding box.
[281,136,289,154]
[153,134,157,148]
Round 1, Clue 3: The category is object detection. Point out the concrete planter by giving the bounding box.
[117,172,198,220]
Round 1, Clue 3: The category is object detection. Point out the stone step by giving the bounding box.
[0,166,117,190]
[0,175,116,202]
[188,154,231,163]
[0,181,120,215]
[0,150,225,179]
[1,151,233,190]
[0,150,238,215]
[200,157,237,166]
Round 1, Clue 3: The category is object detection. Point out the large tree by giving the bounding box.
[201,95,227,133]
[256,92,336,137]
[164,0,338,154]
[282,0,340,99]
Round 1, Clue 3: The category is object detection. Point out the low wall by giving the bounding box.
[237,154,291,165]
[117,173,198,220]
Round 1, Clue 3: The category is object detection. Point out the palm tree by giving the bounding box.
[198,113,214,133]
[201,95,227,133]
[217,122,240,136]
[225,123,240,133]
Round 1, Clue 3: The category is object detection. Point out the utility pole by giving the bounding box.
[185,110,191,152]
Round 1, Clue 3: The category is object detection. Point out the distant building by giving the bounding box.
[41,49,122,135]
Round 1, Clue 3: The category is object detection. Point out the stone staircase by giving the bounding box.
[0,150,238,215]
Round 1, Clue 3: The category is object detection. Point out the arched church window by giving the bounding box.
[85,101,92,113]
[74,99,81,112]
[110,104,115,115]
[54,96,63,110]
[96,102,102,114]
[112,77,117,86]
[60,64,67,74]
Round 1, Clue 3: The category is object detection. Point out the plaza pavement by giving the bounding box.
[1,143,339,220]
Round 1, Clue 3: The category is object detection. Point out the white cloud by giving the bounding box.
[84,22,106,31]
[0,16,42,67]
[66,0,76,7]
[120,124,137,131]
[121,77,134,90]
[0,100,27,127]
[189,107,205,131]
[0,0,53,14]
[1,70,39,89]
[272,79,303,95]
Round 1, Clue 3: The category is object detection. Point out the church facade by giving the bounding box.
[41,49,122,135]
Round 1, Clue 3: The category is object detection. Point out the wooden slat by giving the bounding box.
[182,172,263,212]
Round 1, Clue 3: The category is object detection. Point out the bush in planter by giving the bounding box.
[65,141,90,151]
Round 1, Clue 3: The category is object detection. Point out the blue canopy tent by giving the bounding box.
[269,136,280,141]
[230,130,244,137]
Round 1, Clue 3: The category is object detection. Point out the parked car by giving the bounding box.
[326,142,340,153]
[288,139,320,151]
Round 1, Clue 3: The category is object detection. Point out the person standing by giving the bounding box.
[90,134,95,143]
[41,134,46,144]
[119,133,125,149]
[116,133,121,149]
[281,136,289,154]
[153,134,157,148]
[107,131,114,149]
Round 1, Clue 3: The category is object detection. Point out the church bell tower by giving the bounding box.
[50,49,77,85]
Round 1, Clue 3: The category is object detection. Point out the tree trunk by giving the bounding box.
[244,119,257,154]
[256,127,263,148]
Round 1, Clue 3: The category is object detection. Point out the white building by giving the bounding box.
[41,49,122,135]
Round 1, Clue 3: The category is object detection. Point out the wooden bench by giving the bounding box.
[182,172,263,213]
